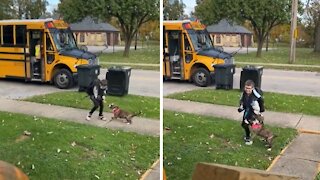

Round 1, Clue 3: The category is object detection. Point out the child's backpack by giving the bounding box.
[86,79,99,96]
[254,87,265,112]
[255,87,263,96]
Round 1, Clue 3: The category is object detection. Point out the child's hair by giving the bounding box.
[245,79,255,87]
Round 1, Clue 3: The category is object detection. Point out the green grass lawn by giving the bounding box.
[99,45,159,70]
[235,47,320,72]
[166,89,320,117]
[163,111,297,180]
[0,111,159,179]
[24,92,160,120]
[316,172,320,180]
[236,47,320,65]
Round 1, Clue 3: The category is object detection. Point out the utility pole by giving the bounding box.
[289,0,298,64]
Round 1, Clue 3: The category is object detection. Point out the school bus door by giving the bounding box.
[44,32,55,82]
[28,30,44,80]
[166,30,183,80]
[182,33,193,81]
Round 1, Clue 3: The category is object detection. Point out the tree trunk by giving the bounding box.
[256,37,264,58]
[266,33,269,52]
[134,32,138,50]
[314,20,320,53]
[123,35,133,57]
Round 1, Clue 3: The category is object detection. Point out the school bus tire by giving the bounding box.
[192,67,211,87]
[53,68,74,89]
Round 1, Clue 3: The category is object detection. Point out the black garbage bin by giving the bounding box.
[213,64,236,90]
[240,65,263,90]
[106,66,131,96]
[76,64,100,91]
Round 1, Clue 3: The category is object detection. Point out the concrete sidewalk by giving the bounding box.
[164,98,320,180]
[0,98,159,136]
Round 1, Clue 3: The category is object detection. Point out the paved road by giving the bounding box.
[0,69,160,99]
[164,68,320,97]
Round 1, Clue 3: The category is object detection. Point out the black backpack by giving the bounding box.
[254,87,265,112]
[86,79,99,96]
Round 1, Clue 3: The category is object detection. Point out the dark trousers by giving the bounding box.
[89,95,104,116]
[241,121,251,138]
[242,110,253,138]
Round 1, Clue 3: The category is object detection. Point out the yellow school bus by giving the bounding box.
[163,20,234,86]
[0,18,98,89]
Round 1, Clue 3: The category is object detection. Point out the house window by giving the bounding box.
[80,33,85,42]
[216,35,221,44]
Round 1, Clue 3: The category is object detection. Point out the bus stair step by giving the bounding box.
[31,78,42,81]
[172,72,181,75]
[170,76,181,80]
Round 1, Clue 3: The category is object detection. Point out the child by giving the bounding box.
[238,80,264,145]
[86,79,108,121]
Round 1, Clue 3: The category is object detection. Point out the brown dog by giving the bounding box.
[250,115,276,151]
[108,104,140,124]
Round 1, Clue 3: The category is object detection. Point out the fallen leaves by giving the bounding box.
[71,141,77,147]
[24,130,31,136]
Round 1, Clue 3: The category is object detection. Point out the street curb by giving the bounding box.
[266,136,296,172]
[139,158,160,180]
[298,129,320,135]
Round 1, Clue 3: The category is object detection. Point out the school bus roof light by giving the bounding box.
[183,23,192,29]
[46,22,55,28]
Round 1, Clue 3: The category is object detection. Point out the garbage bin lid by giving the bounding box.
[109,66,132,71]
[243,65,263,70]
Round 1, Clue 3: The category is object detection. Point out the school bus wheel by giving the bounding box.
[53,68,74,89]
[192,67,211,87]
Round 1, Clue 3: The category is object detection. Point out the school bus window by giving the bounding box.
[50,29,77,51]
[187,29,199,51]
[46,33,53,51]
[16,25,26,46]
[184,34,191,51]
[3,25,14,45]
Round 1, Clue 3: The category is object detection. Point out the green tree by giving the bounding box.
[195,0,293,57]
[164,0,185,20]
[305,0,320,52]
[0,0,15,19]
[14,0,47,19]
[58,0,159,57]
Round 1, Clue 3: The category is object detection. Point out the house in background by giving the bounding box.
[206,19,253,47]
[70,17,120,46]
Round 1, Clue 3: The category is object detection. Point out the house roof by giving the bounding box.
[206,19,252,34]
[70,17,119,32]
